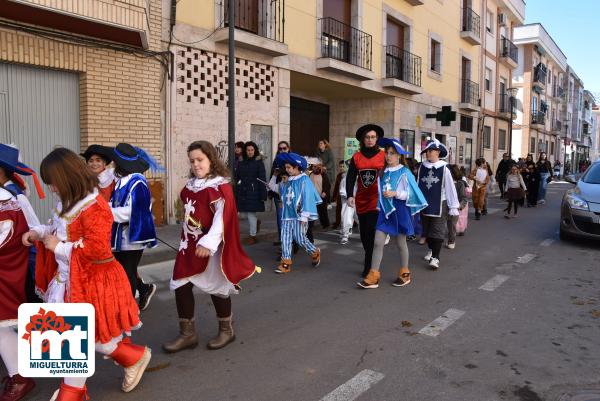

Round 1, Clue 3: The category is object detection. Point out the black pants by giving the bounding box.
[506,200,519,215]
[358,211,379,276]
[175,282,232,319]
[114,250,144,297]
[317,202,330,228]
[498,180,506,198]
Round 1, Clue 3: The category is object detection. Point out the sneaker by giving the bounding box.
[138,283,157,311]
[423,250,432,261]
[392,273,411,287]
[429,257,440,270]
[245,236,258,245]
[357,270,380,289]
[311,249,321,267]
[340,236,349,245]
[446,242,455,249]
[407,235,417,241]
[504,213,510,219]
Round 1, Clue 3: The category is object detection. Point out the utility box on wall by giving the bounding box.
[149,180,165,227]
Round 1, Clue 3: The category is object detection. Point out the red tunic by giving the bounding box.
[98,181,115,203]
[0,199,29,322]
[353,151,385,214]
[35,195,140,343]
[173,181,256,285]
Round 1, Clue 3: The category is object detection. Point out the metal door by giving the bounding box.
[0,62,80,223]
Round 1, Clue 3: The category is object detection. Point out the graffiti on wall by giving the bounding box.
[216,140,228,162]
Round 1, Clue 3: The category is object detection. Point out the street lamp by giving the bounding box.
[507,87,518,159]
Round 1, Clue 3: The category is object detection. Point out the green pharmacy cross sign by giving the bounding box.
[426,106,457,127]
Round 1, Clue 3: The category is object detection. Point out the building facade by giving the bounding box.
[512,23,567,165]
[0,0,166,222]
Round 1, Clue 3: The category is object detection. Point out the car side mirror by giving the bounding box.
[564,175,576,184]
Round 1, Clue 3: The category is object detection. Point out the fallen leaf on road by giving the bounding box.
[572,299,585,305]
[591,310,600,318]
[401,320,413,327]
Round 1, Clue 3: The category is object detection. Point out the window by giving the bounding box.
[400,129,416,157]
[486,10,494,34]
[460,115,473,132]
[483,126,491,149]
[530,137,536,153]
[548,69,552,85]
[551,141,555,155]
[485,68,492,92]
[465,138,473,169]
[430,38,441,73]
[498,129,506,150]
[532,96,537,112]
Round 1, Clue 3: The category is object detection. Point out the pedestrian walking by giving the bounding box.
[495,153,513,199]
[418,139,460,270]
[81,144,115,202]
[536,152,552,204]
[109,143,160,311]
[309,162,331,229]
[456,171,471,237]
[522,164,540,207]
[345,124,386,278]
[469,158,489,220]
[269,141,291,246]
[447,164,467,248]
[163,141,257,354]
[331,159,346,230]
[0,187,36,401]
[504,165,527,218]
[235,141,267,245]
[338,160,356,245]
[24,148,151,400]
[482,160,494,215]
[357,138,427,289]
[268,152,322,274]
[316,139,336,191]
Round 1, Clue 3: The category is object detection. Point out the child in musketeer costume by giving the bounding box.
[81,144,115,202]
[163,141,257,353]
[0,187,35,401]
[417,139,460,270]
[23,148,151,401]
[268,152,322,274]
[109,143,160,311]
[0,144,44,304]
[358,138,427,289]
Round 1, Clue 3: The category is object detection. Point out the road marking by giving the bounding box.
[479,275,510,291]
[320,369,385,401]
[418,309,465,337]
[540,239,554,247]
[516,253,536,264]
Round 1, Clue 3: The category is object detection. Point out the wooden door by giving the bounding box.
[290,97,330,157]
[386,18,404,49]
[225,0,259,34]
[324,0,351,24]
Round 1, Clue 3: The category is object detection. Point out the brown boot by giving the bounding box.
[357,269,380,289]
[245,236,257,245]
[274,259,292,274]
[162,319,199,353]
[0,374,35,401]
[207,316,235,350]
[311,248,321,267]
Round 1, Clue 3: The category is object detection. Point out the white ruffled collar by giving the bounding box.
[287,173,305,181]
[186,176,228,192]
[384,164,404,173]
[98,168,115,189]
[422,160,447,169]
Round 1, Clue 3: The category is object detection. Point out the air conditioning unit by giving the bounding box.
[498,13,507,26]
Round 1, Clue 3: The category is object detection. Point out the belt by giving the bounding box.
[92,257,115,265]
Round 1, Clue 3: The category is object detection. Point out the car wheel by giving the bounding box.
[559,227,571,241]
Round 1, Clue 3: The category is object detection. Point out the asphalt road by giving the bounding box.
[11,182,600,401]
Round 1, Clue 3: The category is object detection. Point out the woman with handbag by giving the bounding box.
[536,152,552,204]
[504,165,527,219]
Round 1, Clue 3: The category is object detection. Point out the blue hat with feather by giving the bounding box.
[275,152,308,171]
[377,137,410,155]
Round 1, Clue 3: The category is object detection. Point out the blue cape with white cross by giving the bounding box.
[378,166,428,217]
[279,174,322,221]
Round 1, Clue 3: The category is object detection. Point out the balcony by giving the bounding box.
[531,110,546,130]
[381,46,423,95]
[317,17,374,80]
[0,0,150,48]
[460,7,481,45]
[533,63,547,92]
[498,93,514,119]
[459,79,480,111]
[500,36,518,68]
[214,0,288,57]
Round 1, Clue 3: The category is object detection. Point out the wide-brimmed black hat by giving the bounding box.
[111,143,150,174]
[81,144,113,164]
[355,124,384,142]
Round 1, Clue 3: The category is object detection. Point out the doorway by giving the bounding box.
[290,97,329,156]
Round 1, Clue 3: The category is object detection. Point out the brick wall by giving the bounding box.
[0,0,164,165]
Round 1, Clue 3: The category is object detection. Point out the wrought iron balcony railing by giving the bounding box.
[531,110,546,125]
[501,36,518,64]
[385,45,421,87]
[319,17,372,70]
[498,93,511,114]
[461,7,481,37]
[534,63,547,85]
[222,0,285,43]
[461,79,480,107]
